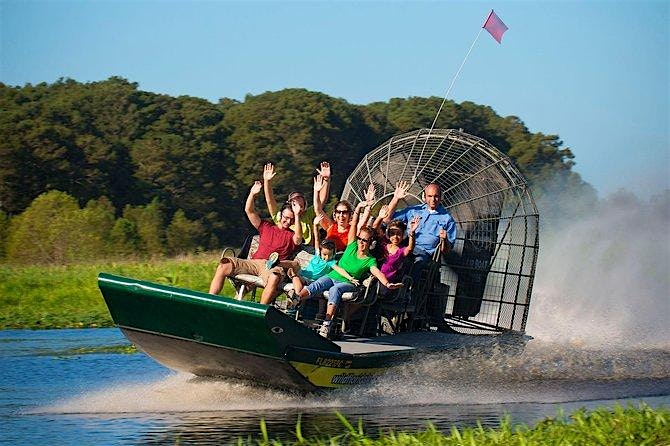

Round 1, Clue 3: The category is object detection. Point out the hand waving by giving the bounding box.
[250,181,262,195]
[364,183,376,204]
[377,204,389,220]
[313,174,325,192]
[409,215,420,233]
[291,200,301,216]
[317,161,331,179]
[263,163,276,182]
[394,181,410,200]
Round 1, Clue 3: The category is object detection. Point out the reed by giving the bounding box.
[242,404,668,445]
[0,253,236,329]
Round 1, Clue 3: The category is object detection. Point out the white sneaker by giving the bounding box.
[287,291,300,309]
[318,322,332,339]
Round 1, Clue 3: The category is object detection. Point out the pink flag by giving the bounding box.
[483,10,508,44]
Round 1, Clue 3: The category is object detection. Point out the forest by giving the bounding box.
[0,77,595,264]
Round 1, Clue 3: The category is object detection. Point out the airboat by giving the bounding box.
[99,128,539,392]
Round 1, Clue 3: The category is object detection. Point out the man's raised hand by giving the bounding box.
[263,163,276,182]
[409,215,420,233]
[250,181,263,195]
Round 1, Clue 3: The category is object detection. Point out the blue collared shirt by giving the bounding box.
[392,203,457,254]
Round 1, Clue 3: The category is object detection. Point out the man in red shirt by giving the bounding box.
[208,181,303,304]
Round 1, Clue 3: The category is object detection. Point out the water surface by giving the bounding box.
[1,328,668,445]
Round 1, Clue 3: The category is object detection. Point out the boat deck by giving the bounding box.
[335,331,512,355]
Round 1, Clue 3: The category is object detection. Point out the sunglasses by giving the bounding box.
[387,229,404,237]
[356,236,371,243]
[334,209,351,215]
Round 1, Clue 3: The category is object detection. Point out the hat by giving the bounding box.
[287,191,305,202]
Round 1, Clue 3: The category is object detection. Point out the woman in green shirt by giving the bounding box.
[296,200,403,338]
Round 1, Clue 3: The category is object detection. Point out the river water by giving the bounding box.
[1,328,668,445]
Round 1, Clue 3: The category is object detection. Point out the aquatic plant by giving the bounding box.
[241,404,668,445]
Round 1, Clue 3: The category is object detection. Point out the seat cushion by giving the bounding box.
[231,274,265,288]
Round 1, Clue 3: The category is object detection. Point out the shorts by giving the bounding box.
[220,257,285,285]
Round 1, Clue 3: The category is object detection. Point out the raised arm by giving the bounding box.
[357,183,375,231]
[383,181,410,223]
[312,214,324,251]
[316,161,331,211]
[262,163,279,217]
[348,201,369,244]
[245,181,263,229]
[291,200,303,245]
[405,215,420,255]
[313,174,333,229]
[372,205,389,230]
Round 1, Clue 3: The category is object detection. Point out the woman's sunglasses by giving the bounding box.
[334,209,351,215]
[387,228,404,237]
[356,236,371,243]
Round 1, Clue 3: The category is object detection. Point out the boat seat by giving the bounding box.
[227,234,312,302]
[281,250,317,294]
[377,250,443,334]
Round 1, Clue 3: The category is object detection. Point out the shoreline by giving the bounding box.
[0,253,234,330]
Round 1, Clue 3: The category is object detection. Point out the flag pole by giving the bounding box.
[414,25,486,181]
[427,26,485,134]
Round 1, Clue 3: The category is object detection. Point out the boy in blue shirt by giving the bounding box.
[286,214,337,295]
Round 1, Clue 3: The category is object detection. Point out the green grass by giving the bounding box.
[241,404,668,445]
[0,253,238,329]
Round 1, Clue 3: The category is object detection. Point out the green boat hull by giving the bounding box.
[99,273,528,391]
[98,273,413,391]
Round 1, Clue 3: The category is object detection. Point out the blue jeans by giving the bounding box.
[305,276,358,307]
[410,247,432,283]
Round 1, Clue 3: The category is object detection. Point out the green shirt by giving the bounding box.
[328,241,377,282]
[272,211,312,245]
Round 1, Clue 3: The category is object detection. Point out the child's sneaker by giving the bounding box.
[318,321,332,339]
[286,290,300,309]
[265,252,279,269]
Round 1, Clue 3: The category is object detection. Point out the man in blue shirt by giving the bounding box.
[384,181,457,268]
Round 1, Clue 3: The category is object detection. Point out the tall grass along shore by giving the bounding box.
[241,405,666,445]
[0,253,236,329]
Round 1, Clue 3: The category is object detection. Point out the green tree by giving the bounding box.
[0,211,9,260]
[223,89,379,204]
[76,196,117,258]
[109,217,141,257]
[122,198,166,256]
[5,191,81,263]
[166,209,208,255]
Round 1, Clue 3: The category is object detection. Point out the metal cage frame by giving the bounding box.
[341,128,539,334]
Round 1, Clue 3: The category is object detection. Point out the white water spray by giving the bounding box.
[528,189,670,349]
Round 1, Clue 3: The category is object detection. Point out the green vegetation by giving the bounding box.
[0,78,595,264]
[242,404,667,445]
[0,253,237,329]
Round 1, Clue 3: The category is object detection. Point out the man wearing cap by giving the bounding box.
[262,162,313,246]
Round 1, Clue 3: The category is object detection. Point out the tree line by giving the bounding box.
[0,77,594,264]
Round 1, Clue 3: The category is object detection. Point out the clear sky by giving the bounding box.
[2,1,668,198]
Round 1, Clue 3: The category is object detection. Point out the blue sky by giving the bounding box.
[2,1,668,198]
